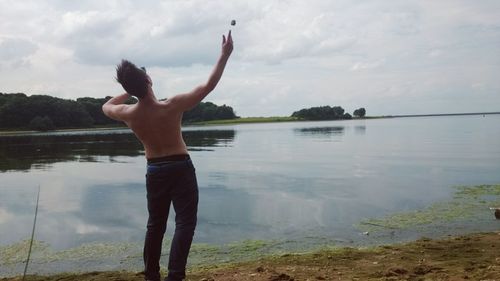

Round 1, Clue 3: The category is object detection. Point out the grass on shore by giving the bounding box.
[189,116,300,126]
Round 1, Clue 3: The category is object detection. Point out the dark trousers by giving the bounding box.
[143,157,198,281]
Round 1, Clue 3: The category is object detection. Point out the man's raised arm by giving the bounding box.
[102,93,131,121]
[170,30,234,111]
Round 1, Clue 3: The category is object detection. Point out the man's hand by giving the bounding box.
[222,30,233,58]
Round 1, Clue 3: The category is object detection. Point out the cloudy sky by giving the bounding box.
[0,0,499,117]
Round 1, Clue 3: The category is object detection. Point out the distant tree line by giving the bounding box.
[0,93,237,131]
[183,101,237,123]
[291,106,366,120]
[292,106,350,120]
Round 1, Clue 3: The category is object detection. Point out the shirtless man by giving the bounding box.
[102,31,233,281]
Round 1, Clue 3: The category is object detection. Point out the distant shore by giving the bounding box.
[384,111,500,118]
[0,112,498,134]
[189,111,500,126]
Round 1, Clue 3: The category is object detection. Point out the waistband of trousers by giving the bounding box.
[147,154,190,165]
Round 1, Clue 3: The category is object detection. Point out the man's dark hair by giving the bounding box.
[116,60,149,99]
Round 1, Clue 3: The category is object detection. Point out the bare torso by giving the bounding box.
[123,99,188,159]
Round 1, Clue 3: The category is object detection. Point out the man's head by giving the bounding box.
[116,60,151,99]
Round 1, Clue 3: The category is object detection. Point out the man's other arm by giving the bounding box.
[170,30,234,111]
[102,93,131,121]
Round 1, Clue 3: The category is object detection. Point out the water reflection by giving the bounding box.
[73,183,146,244]
[0,133,140,172]
[294,126,345,139]
[0,129,235,172]
[354,125,366,135]
[0,174,355,249]
[183,130,235,148]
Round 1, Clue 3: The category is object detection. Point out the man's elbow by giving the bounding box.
[102,104,111,118]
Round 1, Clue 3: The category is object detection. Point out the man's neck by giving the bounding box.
[139,91,157,105]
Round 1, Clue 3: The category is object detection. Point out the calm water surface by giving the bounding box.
[1,115,499,273]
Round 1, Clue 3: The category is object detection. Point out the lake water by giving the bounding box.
[1,115,499,275]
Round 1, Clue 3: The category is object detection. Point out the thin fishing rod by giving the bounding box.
[22,185,40,280]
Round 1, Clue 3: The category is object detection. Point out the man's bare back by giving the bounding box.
[102,31,233,158]
[121,99,187,158]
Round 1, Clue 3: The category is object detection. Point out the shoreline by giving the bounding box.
[1,112,499,134]
[2,231,499,280]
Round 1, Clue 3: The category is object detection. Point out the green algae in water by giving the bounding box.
[188,243,221,262]
[0,239,139,266]
[190,243,219,255]
[454,184,500,199]
[0,240,50,265]
[1,238,288,273]
[194,240,273,264]
[357,184,500,232]
[227,239,270,253]
[44,242,138,262]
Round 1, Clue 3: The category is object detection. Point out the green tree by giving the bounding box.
[29,116,55,131]
[0,94,31,128]
[183,102,237,123]
[215,105,237,120]
[47,98,93,128]
[291,106,346,120]
[77,97,119,126]
[353,108,366,118]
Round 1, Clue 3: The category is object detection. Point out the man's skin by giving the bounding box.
[102,31,233,157]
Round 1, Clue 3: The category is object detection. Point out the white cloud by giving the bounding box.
[350,59,385,71]
[0,37,38,61]
[0,0,499,116]
[75,222,108,235]
[0,207,13,224]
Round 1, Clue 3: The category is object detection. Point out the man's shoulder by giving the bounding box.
[156,98,184,113]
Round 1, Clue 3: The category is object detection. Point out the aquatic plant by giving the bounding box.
[357,184,500,232]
